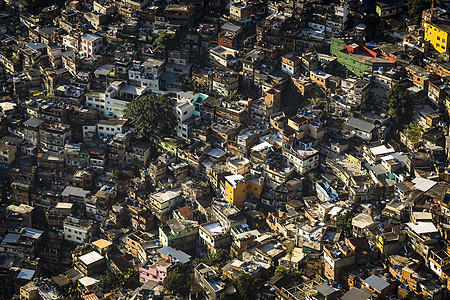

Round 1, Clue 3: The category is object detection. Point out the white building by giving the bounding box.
[282,144,319,175]
[344,118,375,141]
[129,57,165,93]
[150,189,182,215]
[97,119,127,139]
[85,91,106,116]
[105,80,147,118]
[210,46,239,68]
[63,216,95,244]
[175,99,195,140]
[81,33,103,57]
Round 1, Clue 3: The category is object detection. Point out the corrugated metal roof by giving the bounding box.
[342,287,371,300]
[79,251,104,266]
[316,283,338,296]
[412,177,437,192]
[407,222,438,235]
[157,246,191,265]
[345,118,375,133]
[221,23,241,32]
[364,275,389,292]
[61,186,90,198]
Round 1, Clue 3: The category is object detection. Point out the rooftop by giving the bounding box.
[78,251,104,266]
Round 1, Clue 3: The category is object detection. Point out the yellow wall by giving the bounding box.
[224,180,246,208]
[424,22,449,53]
[223,179,264,209]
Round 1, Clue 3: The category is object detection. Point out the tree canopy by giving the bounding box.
[362,13,383,42]
[408,0,432,24]
[336,210,353,238]
[237,273,256,300]
[275,265,298,278]
[386,83,413,128]
[153,31,178,49]
[163,273,190,295]
[182,76,208,93]
[206,249,231,269]
[93,269,138,294]
[124,93,177,138]
[108,170,129,183]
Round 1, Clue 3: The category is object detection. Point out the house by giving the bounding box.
[110,254,134,274]
[164,4,195,26]
[194,263,227,300]
[281,53,301,76]
[282,143,319,175]
[362,274,394,298]
[63,216,95,244]
[210,46,239,68]
[330,37,396,77]
[344,118,376,141]
[75,251,106,276]
[139,246,190,283]
[81,33,103,57]
[97,119,126,139]
[150,189,183,221]
[341,287,371,300]
[376,0,404,18]
[39,123,71,152]
[159,218,199,253]
[104,80,147,118]
[424,20,450,53]
[175,98,195,140]
[221,174,264,209]
[199,221,231,254]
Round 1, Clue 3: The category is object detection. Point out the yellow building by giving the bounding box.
[424,22,450,53]
[222,174,264,209]
[20,282,38,300]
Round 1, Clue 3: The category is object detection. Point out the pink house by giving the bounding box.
[139,257,178,283]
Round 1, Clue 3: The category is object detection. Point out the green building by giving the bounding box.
[192,93,209,117]
[330,37,396,77]
[159,218,199,253]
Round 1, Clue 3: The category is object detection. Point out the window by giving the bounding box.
[437,36,441,41]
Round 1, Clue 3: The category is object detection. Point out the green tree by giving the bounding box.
[124,93,177,138]
[336,210,353,237]
[182,76,208,93]
[153,31,177,49]
[275,265,297,277]
[386,83,413,128]
[32,207,48,230]
[404,123,423,147]
[108,170,129,201]
[285,242,295,270]
[93,268,139,294]
[362,13,382,42]
[206,249,231,269]
[163,273,190,295]
[237,273,256,300]
[226,90,244,102]
[408,0,432,24]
